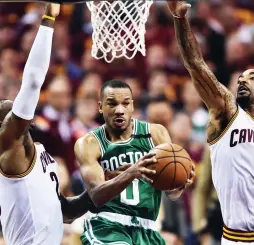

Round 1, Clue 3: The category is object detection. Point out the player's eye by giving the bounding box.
[108,102,116,107]
[123,102,130,106]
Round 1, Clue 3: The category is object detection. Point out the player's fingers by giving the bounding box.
[147,164,156,170]
[140,167,156,175]
[189,170,195,179]
[141,174,154,184]
[140,157,157,166]
[141,152,156,160]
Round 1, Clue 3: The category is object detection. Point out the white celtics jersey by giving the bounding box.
[209,106,254,230]
[0,143,63,245]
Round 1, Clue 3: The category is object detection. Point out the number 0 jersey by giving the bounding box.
[90,119,161,221]
[0,143,63,245]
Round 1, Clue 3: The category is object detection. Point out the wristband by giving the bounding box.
[42,15,55,21]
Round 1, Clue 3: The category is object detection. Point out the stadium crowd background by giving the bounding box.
[0,0,254,244]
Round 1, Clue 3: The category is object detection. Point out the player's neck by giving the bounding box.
[244,104,254,117]
[245,108,254,117]
[105,121,133,143]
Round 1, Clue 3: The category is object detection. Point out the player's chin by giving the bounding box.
[236,94,250,107]
[112,124,127,131]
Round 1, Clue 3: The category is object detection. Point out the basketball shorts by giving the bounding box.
[222,225,254,245]
[81,215,166,245]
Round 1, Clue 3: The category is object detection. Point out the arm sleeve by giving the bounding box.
[12,25,54,120]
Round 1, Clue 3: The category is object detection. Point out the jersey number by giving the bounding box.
[50,172,60,200]
[120,179,140,205]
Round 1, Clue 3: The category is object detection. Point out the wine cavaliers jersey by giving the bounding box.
[0,143,63,245]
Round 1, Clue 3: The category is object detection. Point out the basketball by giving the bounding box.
[149,143,193,191]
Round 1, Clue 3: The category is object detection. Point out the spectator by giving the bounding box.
[34,75,76,174]
[71,94,100,141]
[192,147,223,245]
[146,98,174,128]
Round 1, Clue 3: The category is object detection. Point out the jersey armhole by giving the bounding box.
[89,132,105,157]
[147,123,155,149]
[208,106,239,146]
[0,144,37,179]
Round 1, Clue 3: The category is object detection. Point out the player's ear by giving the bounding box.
[98,101,103,114]
[131,100,134,112]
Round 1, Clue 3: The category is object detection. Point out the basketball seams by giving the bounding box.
[152,143,192,190]
[154,161,189,189]
[154,146,184,153]
[169,143,177,189]
[156,155,191,162]
[177,162,189,180]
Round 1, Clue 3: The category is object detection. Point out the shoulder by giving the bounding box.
[74,133,101,162]
[149,123,171,146]
[74,133,99,152]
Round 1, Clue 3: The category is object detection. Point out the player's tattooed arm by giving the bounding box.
[173,18,236,111]
[60,192,90,224]
[169,1,237,142]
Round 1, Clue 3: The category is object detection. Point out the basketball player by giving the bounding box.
[0,3,91,244]
[74,79,195,245]
[168,0,254,244]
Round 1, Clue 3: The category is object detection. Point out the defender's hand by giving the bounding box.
[45,3,60,17]
[125,152,157,184]
[167,0,191,18]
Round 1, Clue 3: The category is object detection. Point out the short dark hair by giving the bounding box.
[100,79,133,100]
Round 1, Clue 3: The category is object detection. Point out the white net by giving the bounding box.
[86,0,153,63]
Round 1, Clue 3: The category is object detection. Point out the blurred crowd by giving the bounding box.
[0,0,254,244]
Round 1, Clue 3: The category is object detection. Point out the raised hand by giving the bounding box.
[167,0,191,18]
[44,3,60,17]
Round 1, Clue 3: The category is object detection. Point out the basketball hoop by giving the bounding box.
[86,0,153,63]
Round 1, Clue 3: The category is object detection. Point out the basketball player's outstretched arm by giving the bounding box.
[150,124,195,200]
[0,4,59,149]
[75,134,157,208]
[167,0,237,141]
[60,191,90,224]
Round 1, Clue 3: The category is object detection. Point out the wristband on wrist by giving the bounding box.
[42,15,55,21]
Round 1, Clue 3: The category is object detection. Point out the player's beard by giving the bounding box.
[236,94,251,110]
